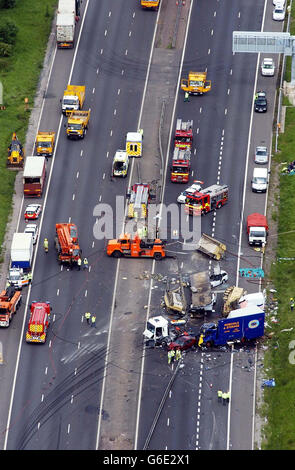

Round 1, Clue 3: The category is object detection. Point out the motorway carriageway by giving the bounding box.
[2,0,158,450]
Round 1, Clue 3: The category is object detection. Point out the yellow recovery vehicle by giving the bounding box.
[7,132,25,169]
[140,0,160,10]
[35,132,55,157]
[61,85,85,115]
[66,110,90,139]
[181,71,211,95]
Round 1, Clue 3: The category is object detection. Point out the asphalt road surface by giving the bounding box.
[0,0,283,451]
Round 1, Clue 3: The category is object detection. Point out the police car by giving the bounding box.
[24,204,42,221]
[177,181,203,204]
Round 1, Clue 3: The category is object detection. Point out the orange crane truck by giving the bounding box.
[0,286,22,327]
[107,233,165,260]
[55,223,81,265]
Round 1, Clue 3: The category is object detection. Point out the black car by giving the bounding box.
[254,91,267,113]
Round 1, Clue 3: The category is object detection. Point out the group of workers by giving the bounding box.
[84,312,96,327]
[168,348,182,364]
[217,390,230,405]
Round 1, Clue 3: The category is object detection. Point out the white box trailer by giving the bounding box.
[11,233,33,271]
[56,12,75,48]
[58,0,76,14]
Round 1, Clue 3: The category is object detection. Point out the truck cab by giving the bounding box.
[181,71,211,95]
[143,316,169,346]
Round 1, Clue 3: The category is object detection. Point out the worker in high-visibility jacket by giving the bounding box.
[43,238,48,253]
[198,334,204,348]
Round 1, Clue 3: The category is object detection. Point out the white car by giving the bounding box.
[273,4,286,21]
[177,182,202,204]
[210,270,228,288]
[273,0,285,6]
[261,58,275,76]
[24,224,39,244]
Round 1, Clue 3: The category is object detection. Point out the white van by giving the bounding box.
[251,167,268,193]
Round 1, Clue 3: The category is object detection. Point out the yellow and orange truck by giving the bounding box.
[181,71,211,95]
[66,110,90,139]
[140,0,160,10]
[61,84,85,115]
[35,131,55,157]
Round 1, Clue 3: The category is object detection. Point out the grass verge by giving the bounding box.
[0,0,57,254]
[261,2,295,449]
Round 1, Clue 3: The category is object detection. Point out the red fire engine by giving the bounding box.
[55,223,81,265]
[170,147,191,183]
[174,119,193,149]
[26,301,51,343]
[185,184,228,215]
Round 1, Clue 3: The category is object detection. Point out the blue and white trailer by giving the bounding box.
[200,305,265,347]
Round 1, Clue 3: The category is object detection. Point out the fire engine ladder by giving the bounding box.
[173,147,191,162]
[201,184,228,197]
[130,185,149,219]
[176,118,193,132]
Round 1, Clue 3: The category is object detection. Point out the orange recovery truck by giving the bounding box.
[26,301,51,343]
[55,223,81,265]
[0,286,22,327]
[107,233,165,260]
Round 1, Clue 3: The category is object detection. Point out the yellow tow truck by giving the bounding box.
[66,110,90,139]
[35,131,55,157]
[140,0,160,10]
[181,71,211,95]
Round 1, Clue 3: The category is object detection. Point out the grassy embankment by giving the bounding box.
[0,0,57,260]
[261,4,295,450]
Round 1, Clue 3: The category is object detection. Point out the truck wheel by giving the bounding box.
[206,341,213,348]
[112,250,122,258]
[153,252,162,260]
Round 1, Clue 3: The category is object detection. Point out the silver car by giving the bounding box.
[254,146,268,164]
[261,58,275,76]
